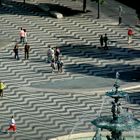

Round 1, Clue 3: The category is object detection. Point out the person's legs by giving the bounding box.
[119,16,122,25]
[60,66,63,73]
[25,51,27,59]
[130,35,132,43]
[59,63,63,73]
[7,125,13,131]
[104,42,108,50]
[16,52,19,60]
[15,53,17,59]
[51,63,55,72]
[128,35,132,44]
[1,90,3,97]
[27,51,29,59]
[22,37,25,45]
[20,37,24,44]
[13,125,16,132]
[0,89,3,97]
[57,63,60,72]
[19,37,22,43]
[7,125,16,132]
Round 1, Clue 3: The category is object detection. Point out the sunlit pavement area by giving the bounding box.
[0,0,140,139]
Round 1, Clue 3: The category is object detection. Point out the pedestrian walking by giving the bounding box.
[0,81,6,97]
[99,35,104,48]
[118,6,123,25]
[127,27,134,44]
[19,27,25,45]
[13,43,19,60]
[47,46,54,63]
[24,43,30,60]
[55,47,60,61]
[56,58,63,73]
[7,116,16,133]
[103,33,109,50]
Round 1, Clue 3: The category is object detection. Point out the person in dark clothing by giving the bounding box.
[103,34,109,50]
[13,43,19,60]
[99,35,104,48]
[24,43,30,60]
[57,58,63,73]
[118,6,123,25]
[55,47,60,62]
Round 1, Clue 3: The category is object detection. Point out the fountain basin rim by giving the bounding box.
[48,131,140,140]
[91,115,140,131]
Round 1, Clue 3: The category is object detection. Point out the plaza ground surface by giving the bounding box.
[0,0,140,140]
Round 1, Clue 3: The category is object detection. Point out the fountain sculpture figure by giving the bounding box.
[91,72,140,140]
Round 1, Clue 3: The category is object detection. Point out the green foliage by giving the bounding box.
[100,0,105,5]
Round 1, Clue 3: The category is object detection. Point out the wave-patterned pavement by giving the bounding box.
[0,0,140,139]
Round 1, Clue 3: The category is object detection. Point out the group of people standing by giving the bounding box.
[99,33,109,50]
[13,27,64,73]
[13,27,30,60]
[99,27,134,50]
[13,42,30,60]
[47,46,63,73]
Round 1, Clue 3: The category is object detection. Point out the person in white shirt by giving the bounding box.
[7,116,16,132]
[19,27,25,45]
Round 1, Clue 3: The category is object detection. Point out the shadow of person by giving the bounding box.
[0,129,8,135]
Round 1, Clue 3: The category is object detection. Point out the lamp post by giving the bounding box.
[97,0,100,19]
[83,0,87,12]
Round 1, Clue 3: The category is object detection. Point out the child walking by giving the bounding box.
[7,116,16,133]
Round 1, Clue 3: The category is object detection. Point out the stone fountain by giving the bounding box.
[91,72,140,140]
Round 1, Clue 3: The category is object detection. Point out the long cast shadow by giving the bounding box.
[1,0,84,17]
[58,43,140,82]
[127,91,140,105]
[60,44,140,60]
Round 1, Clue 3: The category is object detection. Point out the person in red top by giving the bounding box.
[127,28,134,44]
